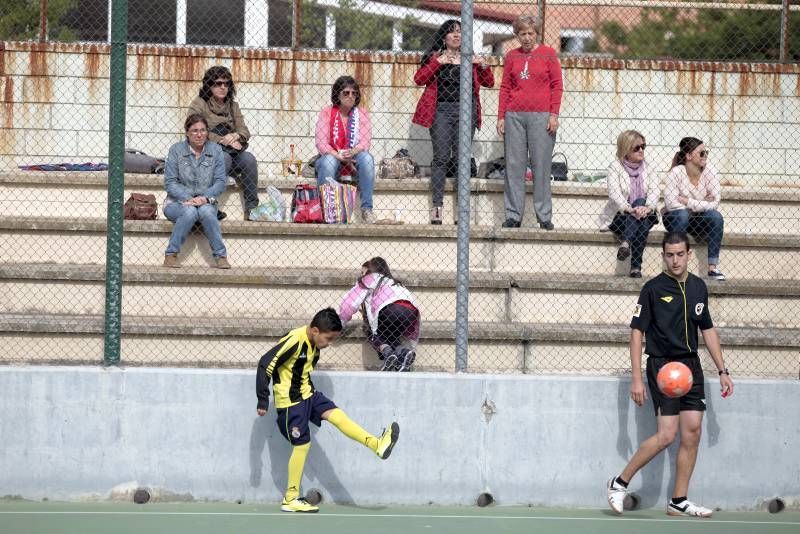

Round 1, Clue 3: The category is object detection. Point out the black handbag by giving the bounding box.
[551,152,568,181]
[446,156,478,178]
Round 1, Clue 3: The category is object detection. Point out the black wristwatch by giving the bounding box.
[205,196,217,205]
[718,368,730,376]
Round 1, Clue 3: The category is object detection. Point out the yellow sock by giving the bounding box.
[326,408,378,452]
[285,442,310,502]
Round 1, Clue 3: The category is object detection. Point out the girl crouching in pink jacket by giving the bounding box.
[339,257,420,371]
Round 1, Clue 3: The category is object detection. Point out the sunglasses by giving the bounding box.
[340,90,358,96]
[632,143,646,152]
[698,150,709,157]
[213,80,231,87]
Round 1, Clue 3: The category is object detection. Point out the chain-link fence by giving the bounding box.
[0,0,798,378]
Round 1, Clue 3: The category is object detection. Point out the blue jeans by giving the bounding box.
[663,209,724,265]
[608,198,657,270]
[164,202,227,258]
[315,152,375,209]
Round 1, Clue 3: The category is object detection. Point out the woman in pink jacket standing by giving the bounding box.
[339,257,420,372]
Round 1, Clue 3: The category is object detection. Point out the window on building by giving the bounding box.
[560,29,595,54]
[129,0,176,43]
[187,0,244,46]
[267,0,325,48]
[62,0,176,43]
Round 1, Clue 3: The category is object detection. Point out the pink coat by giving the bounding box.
[339,273,418,336]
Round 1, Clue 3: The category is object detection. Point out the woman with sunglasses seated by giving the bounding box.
[599,130,660,278]
[189,65,259,220]
[314,75,376,224]
[663,137,726,280]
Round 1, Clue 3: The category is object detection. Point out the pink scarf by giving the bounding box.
[623,159,645,203]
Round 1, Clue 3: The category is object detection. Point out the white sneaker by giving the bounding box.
[606,477,627,515]
[667,499,713,517]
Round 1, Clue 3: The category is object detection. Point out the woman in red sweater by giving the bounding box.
[497,15,563,230]
[412,19,494,225]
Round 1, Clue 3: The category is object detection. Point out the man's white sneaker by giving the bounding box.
[667,499,713,517]
[606,477,627,515]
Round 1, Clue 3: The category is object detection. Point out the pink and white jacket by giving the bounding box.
[339,273,418,336]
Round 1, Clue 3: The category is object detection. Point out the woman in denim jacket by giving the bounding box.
[163,114,230,269]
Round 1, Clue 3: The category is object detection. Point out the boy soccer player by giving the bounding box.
[606,232,734,518]
[256,307,399,513]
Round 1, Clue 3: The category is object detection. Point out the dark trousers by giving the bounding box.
[224,150,259,211]
[368,303,420,354]
[429,101,475,207]
[608,197,657,270]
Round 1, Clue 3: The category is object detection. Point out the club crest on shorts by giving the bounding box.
[633,304,642,318]
[291,426,301,439]
[695,303,704,315]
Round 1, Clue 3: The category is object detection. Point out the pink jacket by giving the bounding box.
[315,106,373,155]
[663,164,721,213]
[339,273,418,335]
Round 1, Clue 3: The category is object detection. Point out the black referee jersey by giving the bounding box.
[630,271,714,358]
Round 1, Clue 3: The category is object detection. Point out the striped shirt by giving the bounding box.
[256,326,320,409]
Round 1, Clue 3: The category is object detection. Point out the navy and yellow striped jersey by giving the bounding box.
[256,326,320,409]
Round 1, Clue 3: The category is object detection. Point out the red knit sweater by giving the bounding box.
[498,45,563,119]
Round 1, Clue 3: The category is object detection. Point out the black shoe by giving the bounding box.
[617,244,631,261]
[380,354,400,372]
[707,269,726,281]
[396,348,416,372]
[629,270,642,278]
[539,221,554,230]
[217,210,227,221]
[502,218,521,228]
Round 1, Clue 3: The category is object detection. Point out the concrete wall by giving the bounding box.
[1,366,797,509]
[1,42,799,186]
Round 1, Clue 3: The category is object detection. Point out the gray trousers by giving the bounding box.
[503,111,555,223]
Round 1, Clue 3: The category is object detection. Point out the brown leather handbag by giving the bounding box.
[123,193,158,220]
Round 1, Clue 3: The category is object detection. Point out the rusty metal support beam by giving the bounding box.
[538,0,546,45]
[292,0,303,51]
[39,0,48,42]
[780,0,791,63]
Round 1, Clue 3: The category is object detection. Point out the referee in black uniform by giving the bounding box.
[607,232,734,518]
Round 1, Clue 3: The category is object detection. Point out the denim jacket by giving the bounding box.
[164,139,226,202]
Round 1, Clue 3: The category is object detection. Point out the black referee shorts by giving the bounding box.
[645,355,706,417]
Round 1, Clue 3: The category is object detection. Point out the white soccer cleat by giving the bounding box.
[606,477,627,515]
[667,499,713,517]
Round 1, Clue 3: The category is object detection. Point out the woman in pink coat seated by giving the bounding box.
[339,257,420,372]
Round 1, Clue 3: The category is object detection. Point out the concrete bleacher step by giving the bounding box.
[0,312,797,377]
[1,216,798,280]
[2,263,800,329]
[2,171,799,233]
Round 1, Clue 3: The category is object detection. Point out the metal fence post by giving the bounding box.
[103,0,128,366]
[780,0,791,63]
[455,2,475,373]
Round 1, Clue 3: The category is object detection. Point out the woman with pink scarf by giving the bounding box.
[315,76,376,224]
[598,130,660,278]
[339,257,420,372]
